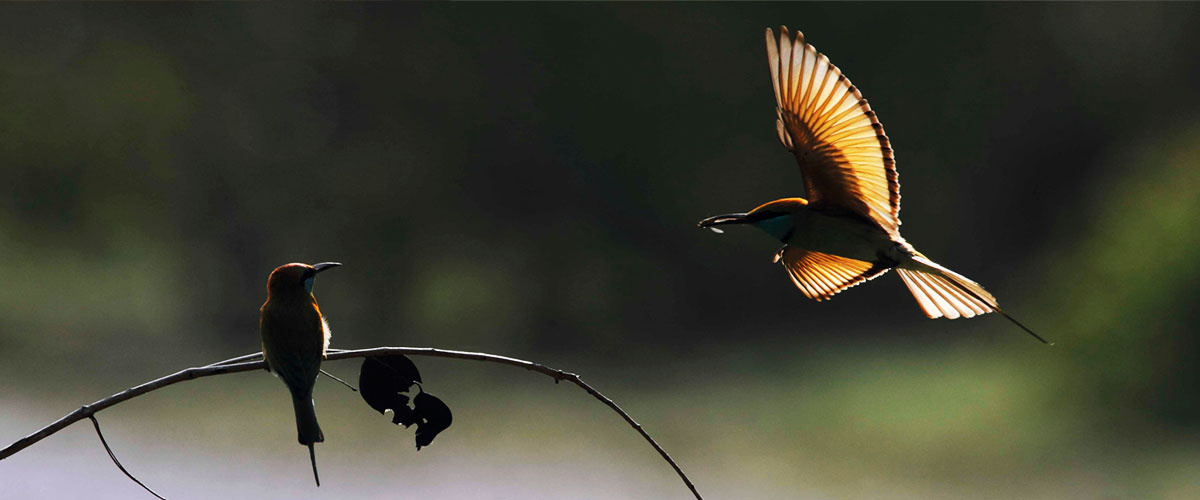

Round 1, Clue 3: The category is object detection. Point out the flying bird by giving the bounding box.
[260,261,342,485]
[699,27,1047,344]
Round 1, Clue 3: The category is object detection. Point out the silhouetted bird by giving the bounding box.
[260,262,341,485]
[699,27,1047,343]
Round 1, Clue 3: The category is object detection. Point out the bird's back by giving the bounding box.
[260,296,326,390]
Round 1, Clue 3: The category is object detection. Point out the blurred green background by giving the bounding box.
[2,3,1198,499]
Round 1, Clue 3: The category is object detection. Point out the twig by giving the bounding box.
[204,352,263,367]
[1,347,704,500]
[319,369,358,391]
[88,415,167,500]
[0,359,264,462]
[325,348,702,499]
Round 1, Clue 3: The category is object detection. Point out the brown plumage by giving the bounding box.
[699,27,1048,343]
[260,262,340,485]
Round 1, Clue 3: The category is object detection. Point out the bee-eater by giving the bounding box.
[260,261,341,486]
[699,27,1047,344]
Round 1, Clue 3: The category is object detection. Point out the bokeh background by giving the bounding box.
[3,3,1199,499]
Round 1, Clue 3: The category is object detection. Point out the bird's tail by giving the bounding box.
[291,389,325,486]
[897,253,1049,344]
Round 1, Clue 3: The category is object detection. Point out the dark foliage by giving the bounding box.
[359,355,451,449]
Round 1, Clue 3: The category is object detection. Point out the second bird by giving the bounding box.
[260,261,341,486]
[699,27,1047,344]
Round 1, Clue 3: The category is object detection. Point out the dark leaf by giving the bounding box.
[359,355,422,418]
[413,391,452,450]
[391,394,416,427]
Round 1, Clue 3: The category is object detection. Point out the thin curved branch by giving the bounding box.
[88,416,167,500]
[0,359,265,461]
[325,348,702,499]
[318,368,358,391]
[204,352,263,367]
[1,347,703,500]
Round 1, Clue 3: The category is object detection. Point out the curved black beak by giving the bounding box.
[313,262,342,273]
[697,213,751,229]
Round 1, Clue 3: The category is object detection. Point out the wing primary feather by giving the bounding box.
[825,123,883,143]
[787,254,824,299]
[780,27,794,111]
[810,55,838,123]
[792,267,821,299]
[810,83,854,136]
[811,71,846,127]
[792,37,809,113]
[812,101,865,137]
[800,53,828,123]
[807,259,844,287]
[780,248,886,301]
[798,45,817,116]
[766,28,782,108]
[766,27,902,233]
[776,115,793,150]
[802,265,835,297]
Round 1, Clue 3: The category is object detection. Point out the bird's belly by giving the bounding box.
[790,211,895,262]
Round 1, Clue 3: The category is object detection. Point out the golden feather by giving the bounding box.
[766,26,901,235]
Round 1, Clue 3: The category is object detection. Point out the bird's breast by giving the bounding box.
[756,215,796,241]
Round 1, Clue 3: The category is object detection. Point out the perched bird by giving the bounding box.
[260,262,341,485]
[699,27,1047,343]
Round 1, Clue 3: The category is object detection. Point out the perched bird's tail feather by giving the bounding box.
[291,390,325,486]
[307,443,320,487]
[898,254,1050,344]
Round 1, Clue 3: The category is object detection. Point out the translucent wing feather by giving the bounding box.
[766,27,901,234]
[778,246,889,301]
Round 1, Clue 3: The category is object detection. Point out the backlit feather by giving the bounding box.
[779,246,889,301]
[766,27,901,235]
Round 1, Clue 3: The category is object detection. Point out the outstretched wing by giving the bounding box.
[766,26,901,235]
[777,246,890,301]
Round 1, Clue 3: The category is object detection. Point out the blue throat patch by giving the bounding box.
[304,276,315,293]
[754,214,794,241]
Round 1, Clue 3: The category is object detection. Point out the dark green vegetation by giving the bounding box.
[2,3,1198,499]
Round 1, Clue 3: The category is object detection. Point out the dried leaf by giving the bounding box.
[359,355,421,418]
[413,391,452,450]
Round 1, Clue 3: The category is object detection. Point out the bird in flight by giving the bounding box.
[699,27,1048,344]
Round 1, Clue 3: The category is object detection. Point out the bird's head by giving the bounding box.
[267,262,342,295]
[698,197,808,240]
